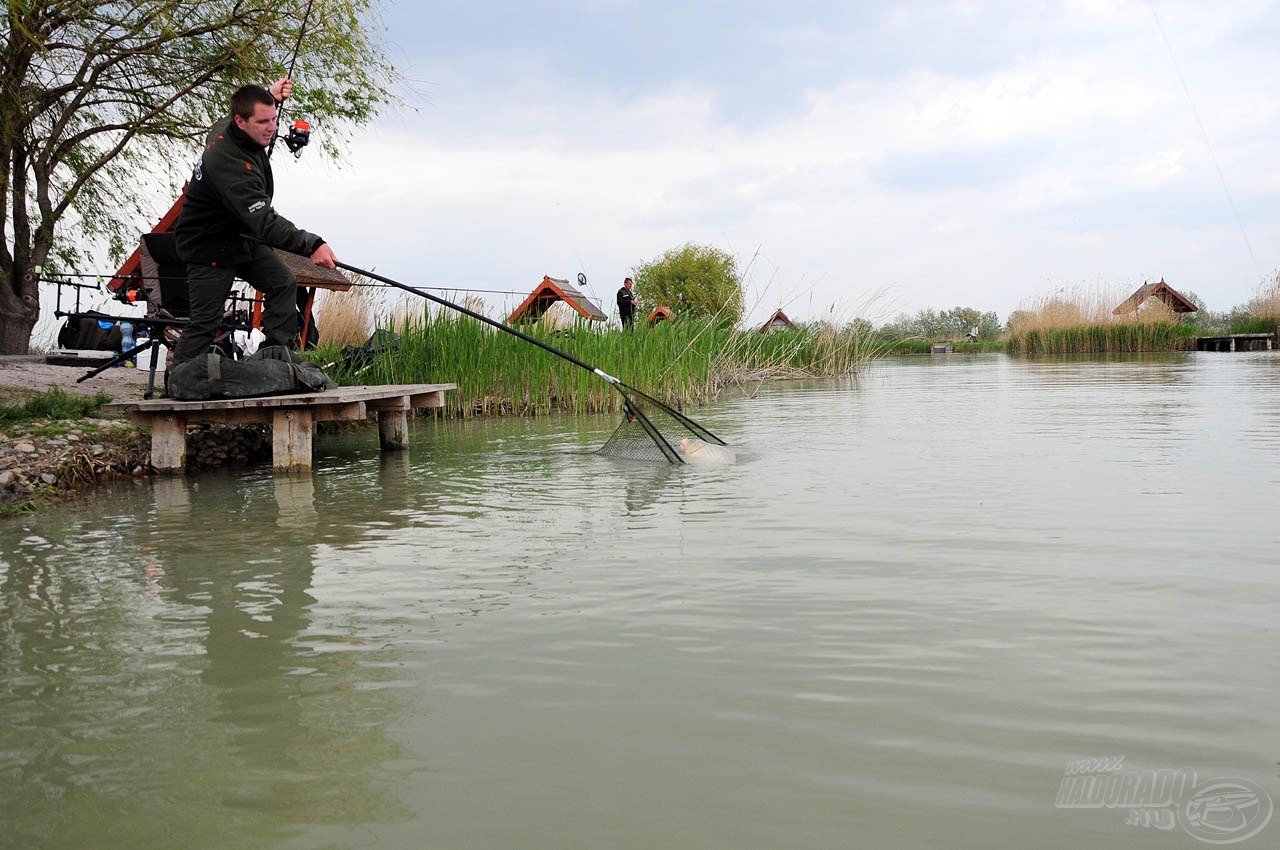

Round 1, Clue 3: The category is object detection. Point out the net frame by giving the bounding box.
[597,382,726,464]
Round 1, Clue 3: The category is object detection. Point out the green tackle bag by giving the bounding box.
[166,345,336,401]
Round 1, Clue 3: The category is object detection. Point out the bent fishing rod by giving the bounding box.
[268,0,316,159]
[332,259,727,449]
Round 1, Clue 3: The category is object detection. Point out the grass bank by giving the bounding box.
[315,308,879,417]
[0,388,150,517]
[876,338,1005,355]
[0,386,113,426]
[877,324,1199,356]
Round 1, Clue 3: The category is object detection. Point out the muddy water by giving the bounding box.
[2,352,1277,849]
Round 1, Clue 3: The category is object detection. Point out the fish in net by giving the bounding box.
[597,383,730,464]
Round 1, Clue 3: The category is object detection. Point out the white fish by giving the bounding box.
[676,437,736,465]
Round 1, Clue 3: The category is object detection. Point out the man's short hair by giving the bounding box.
[624,277,634,284]
[230,85,277,120]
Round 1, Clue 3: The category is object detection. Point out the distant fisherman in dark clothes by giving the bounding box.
[617,276,638,329]
[172,77,338,365]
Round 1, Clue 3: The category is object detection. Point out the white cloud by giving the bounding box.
[270,1,1280,324]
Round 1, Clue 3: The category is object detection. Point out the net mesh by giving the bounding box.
[597,385,725,464]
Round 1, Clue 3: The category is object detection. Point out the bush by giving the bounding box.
[631,243,744,325]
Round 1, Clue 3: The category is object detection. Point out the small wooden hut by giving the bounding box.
[507,275,607,324]
[759,308,794,333]
[1112,279,1198,316]
[646,305,675,326]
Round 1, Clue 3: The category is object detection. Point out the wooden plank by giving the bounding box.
[101,383,455,415]
[150,414,187,472]
[409,389,446,409]
[273,408,314,471]
[96,383,456,474]
[378,409,410,451]
[366,396,410,412]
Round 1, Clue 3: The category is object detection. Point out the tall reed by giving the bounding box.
[1228,271,1280,336]
[317,299,879,418]
[1250,272,1280,318]
[1008,322,1188,354]
[1007,283,1194,354]
[313,277,381,347]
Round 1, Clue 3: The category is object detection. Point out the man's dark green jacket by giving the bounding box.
[174,116,324,267]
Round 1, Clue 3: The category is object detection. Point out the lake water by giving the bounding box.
[1,352,1277,849]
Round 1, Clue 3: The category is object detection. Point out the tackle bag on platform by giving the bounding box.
[340,328,401,372]
[57,312,123,351]
[166,345,336,401]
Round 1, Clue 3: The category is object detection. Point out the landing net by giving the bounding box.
[597,385,725,464]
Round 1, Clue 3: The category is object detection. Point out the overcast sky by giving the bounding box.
[270,0,1280,327]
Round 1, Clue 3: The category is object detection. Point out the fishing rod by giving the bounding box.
[268,0,315,159]
[48,269,529,298]
[332,259,728,462]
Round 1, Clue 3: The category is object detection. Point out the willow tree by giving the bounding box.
[0,0,401,354]
[632,243,744,326]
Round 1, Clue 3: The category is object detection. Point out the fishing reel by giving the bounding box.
[282,119,311,158]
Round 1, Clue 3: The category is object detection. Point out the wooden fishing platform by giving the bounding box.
[102,383,455,473]
[1195,333,1275,352]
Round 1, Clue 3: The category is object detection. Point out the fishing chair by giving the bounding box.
[56,232,252,398]
[128,232,255,394]
[136,231,191,346]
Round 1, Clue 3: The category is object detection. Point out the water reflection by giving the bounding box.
[3,354,1280,849]
[0,472,416,848]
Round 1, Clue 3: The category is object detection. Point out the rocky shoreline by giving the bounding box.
[0,417,275,516]
[0,420,152,513]
[0,356,272,516]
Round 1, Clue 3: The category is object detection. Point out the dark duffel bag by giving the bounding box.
[57,312,123,351]
[166,345,335,401]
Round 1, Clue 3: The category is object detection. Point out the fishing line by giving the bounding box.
[1147,0,1262,282]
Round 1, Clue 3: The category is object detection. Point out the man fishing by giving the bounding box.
[172,77,338,365]
[617,276,638,329]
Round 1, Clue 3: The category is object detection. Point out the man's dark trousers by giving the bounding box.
[174,244,297,364]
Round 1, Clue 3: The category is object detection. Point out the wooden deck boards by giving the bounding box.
[102,383,455,472]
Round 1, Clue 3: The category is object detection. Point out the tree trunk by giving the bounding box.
[0,307,38,355]
[0,268,40,355]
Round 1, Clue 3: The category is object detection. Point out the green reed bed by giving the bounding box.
[319,311,877,418]
[878,338,933,355]
[1007,321,1196,355]
[875,338,1006,355]
[1228,316,1280,336]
